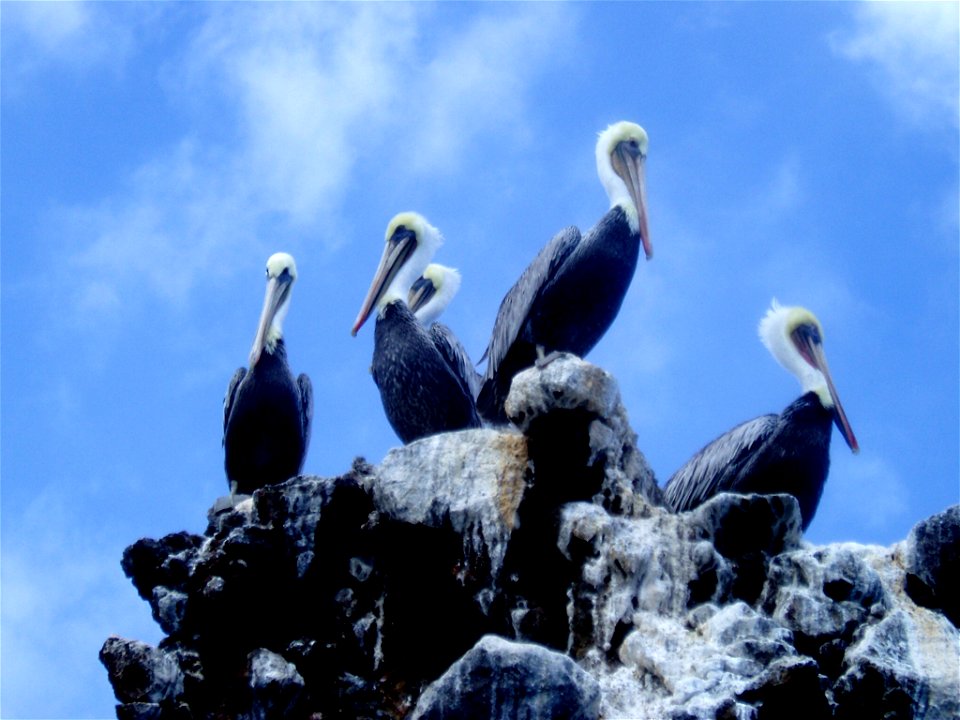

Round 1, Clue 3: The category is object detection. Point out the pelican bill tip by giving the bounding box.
[351,313,368,336]
[640,221,653,260]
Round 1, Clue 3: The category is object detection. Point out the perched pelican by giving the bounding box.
[352,213,481,443]
[408,263,461,326]
[477,121,651,423]
[663,301,859,531]
[223,253,313,497]
[408,263,482,400]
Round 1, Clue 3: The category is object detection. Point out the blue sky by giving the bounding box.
[2,3,957,717]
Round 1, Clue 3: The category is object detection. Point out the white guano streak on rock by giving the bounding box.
[842,542,960,716]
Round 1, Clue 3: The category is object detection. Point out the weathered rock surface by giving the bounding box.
[102,355,959,719]
[904,505,960,627]
[409,634,600,720]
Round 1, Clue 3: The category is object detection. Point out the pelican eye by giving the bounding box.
[391,226,419,247]
[803,323,822,343]
[618,137,645,159]
[790,323,823,367]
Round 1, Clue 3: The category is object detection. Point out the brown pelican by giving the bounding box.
[223,253,313,497]
[663,301,859,531]
[477,121,651,423]
[408,263,482,400]
[352,213,481,443]
[408,263,461,326]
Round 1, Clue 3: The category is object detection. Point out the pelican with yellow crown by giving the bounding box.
[408,263,481,401]
[477,121,652,423]
[352,213,481,443]
[663,301,859,531]
[223,253,313,497]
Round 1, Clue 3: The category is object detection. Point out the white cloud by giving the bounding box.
[11,1,90,51]
[181,4,420,228]
[831,2,959,130]
[0,2,142,90]
[60,140,256,312]
[46,4,575,327]
[405,7,573,174]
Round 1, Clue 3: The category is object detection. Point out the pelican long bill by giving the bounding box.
[612,139,652,260]
[351,228,418,336]
[250,272,293,367]
[793,326,859,453]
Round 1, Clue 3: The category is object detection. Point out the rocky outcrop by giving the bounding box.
[101,355,959,719]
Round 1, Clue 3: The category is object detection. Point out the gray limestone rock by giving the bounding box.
[245,648,305,720]
[904,505,960,626]
[409,634,600,720]
[505,353,662,514]
[372,428,528,604]
[100,637,184,705]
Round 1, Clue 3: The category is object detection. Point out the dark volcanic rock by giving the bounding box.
[904,505,960,627]
[505,353,662,515]
[102,356,960,720]
[409,634,600,720]
[245,648,305,720]
[100,637,184,705]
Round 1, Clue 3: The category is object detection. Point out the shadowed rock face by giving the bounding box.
[904,505,960,627]
[101,355,959,720]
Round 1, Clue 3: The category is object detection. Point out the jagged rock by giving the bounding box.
[904,505,960,626]
[100,637,184,704]
[245,648,305,720]
[505,353,662,515]
[102,356,960,720]
[612,603,822,720]
[371,428,528,607]
[409,634,600,720]
[760,543,888,675]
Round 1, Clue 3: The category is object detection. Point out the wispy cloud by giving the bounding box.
[0,2,147,93]
[831,2,959,130]
[35,4,575,328]
[401,7,573,175]
[180,4,420,229]
[60,140,251,313]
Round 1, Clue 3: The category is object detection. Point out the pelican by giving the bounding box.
[408,263,482,400]
[663,301,859,531]
[352,213,482,443]
[223,253,313,498]
[477,121,651,423]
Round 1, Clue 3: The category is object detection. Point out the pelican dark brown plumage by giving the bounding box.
[408,263,482,401]
[663,301,859,531]
[477,121,652,423]
[223,252,313,497]
[352,213,481,444]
